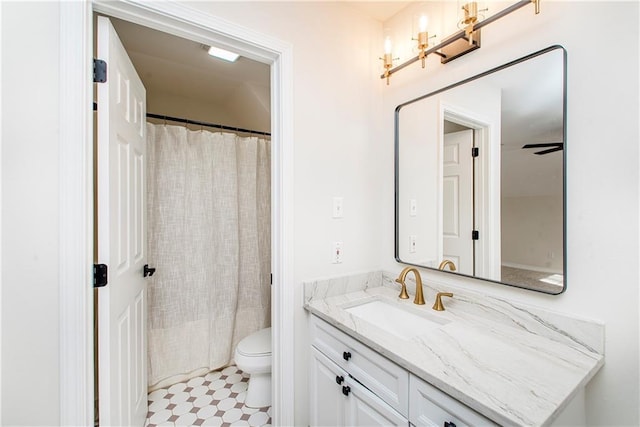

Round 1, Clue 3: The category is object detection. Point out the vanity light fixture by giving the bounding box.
[380,0,541,84]
[207,45,240,62]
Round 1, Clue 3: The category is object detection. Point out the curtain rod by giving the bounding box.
[147,112,271,137]
[92,103,271,136]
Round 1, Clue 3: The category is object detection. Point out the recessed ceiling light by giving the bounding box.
[207,46,240,62]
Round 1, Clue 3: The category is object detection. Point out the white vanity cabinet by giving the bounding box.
[409,374,496,427]
[309,315,409,426]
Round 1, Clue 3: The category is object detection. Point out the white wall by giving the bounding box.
[1,1,61,424]
[502,194,563,272]
[397,99,440,266]
[381,2,639,425]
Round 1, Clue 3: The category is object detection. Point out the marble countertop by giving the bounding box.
[304,271,604,427]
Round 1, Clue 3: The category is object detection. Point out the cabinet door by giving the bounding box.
[310,315,409,417]
[410,375,495,427]
[309,347,346,427]
[310,347,408,427]
[346,378,407,427]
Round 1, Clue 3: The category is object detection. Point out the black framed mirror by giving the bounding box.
[395,46,566,294]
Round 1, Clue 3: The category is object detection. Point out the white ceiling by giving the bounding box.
[109,16,271,113]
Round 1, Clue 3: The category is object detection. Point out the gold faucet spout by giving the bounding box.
[438,260,457,271]
[395,267,425,305]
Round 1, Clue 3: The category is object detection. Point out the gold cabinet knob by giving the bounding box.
[432,292,453,311]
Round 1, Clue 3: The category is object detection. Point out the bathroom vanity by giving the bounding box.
[304,271,604,426]
[309,315,495,426]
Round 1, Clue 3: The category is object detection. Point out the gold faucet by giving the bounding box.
[432,292,454,311]
[438,260,457,271]
[395,267,425,305]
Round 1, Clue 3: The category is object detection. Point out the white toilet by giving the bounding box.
[234,327,272,408]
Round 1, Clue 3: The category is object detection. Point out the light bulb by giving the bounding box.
[208,46,240,62]
[384,37,392,55]
[419,15,428,32]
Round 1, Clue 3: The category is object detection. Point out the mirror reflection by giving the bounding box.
[395,46,565,294]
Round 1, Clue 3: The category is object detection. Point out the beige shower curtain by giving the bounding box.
[146,123,271,390]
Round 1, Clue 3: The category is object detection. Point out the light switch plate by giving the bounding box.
[332,241,343,263]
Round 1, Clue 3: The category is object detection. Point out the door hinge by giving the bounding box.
[93,264,108,288]
[93,59,107,83]
[472,230,479,240]
[472,147,479,157]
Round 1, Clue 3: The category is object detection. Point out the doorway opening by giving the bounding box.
[442,109,498,281]
[93,13,273,426]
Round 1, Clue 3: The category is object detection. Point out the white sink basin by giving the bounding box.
[344,299,449,340]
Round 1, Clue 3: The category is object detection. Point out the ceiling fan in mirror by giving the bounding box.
[522,142,563,155]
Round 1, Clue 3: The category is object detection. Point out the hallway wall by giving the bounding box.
[1,2,61,424]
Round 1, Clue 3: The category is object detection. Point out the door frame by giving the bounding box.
[441,104,500,280]
[59,1,295,425]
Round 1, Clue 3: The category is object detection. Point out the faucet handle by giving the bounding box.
[395,278,410,299]
[432,292,454,311]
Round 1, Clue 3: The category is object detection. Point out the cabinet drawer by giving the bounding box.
[310,315,409,417]
[410,374,496,427]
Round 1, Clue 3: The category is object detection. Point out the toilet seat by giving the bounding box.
[236,327,271,357]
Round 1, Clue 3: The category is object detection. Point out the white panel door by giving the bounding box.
[442,130,474,275]
[97,16,148,427]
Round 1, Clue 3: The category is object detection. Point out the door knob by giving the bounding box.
[342,385,351,396]
[342,351,352,361]
[335,375,344,385]
[143,264,156,277]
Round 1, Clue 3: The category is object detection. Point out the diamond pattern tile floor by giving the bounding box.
[145,366,271,426]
